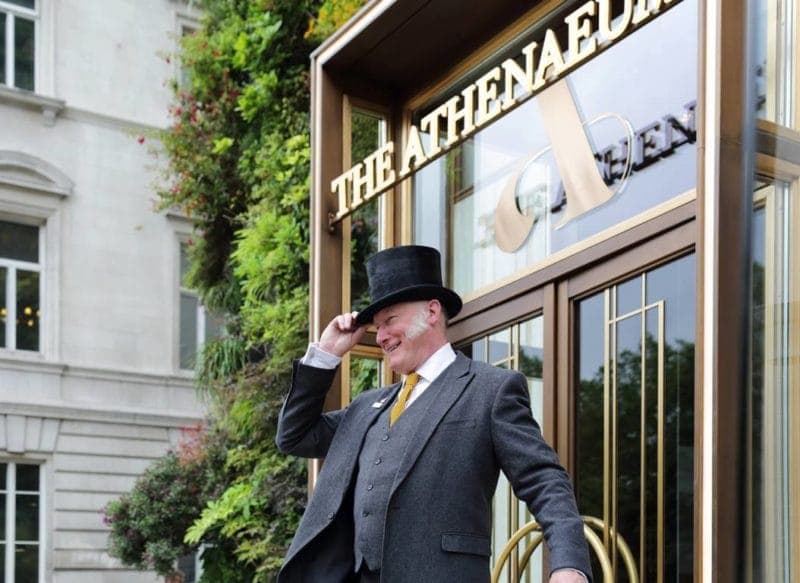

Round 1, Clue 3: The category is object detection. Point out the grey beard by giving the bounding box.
[404,306,429,340]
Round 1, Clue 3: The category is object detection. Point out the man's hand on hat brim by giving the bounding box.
[318,311,367,357]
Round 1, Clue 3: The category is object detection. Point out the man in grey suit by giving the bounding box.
[276,246,591,582]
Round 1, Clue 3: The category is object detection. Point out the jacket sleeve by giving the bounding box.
[490,370,593,582]
[275,360,346,459]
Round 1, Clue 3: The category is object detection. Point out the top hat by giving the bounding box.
[355,245,463,326]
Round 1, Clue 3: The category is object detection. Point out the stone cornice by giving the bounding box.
[0,85,65,126]
[0,354,196,388]
[0,400,204,427]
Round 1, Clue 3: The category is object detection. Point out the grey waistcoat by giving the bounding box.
[353,386,436,571]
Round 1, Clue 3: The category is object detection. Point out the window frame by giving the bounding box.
[176,239,222,372]
[338,96,394,396]
[0,0,39,92]
[0,460,45,583]
[0,216,44,354]
[174,10,200,91]
[745,148,800,582]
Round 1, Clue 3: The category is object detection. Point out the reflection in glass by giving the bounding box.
[0,267,6,348]
[489,327,511,367]
[754,0,791,124]
[349,110,384,312]
[16,464,38,492]
[576,254,695,582]
[16,494,38,541]
[16,270,39,351]
[413,0,697,296]
[0,13,6,84]
[15,544,38,582]
[180,244,192,287]
[14,15,34,91]
[0,494,5,540]
[747,179,795,582]
[180,293,198,369]
[8,0,36,9]
[350,355,381,401]
[616,276,641,316]
[0,221,38,263]
[0,462,5,490]
[350,199,379,312]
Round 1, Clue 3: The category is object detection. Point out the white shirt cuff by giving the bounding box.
[300,343,341,369]
[551,568,589,582]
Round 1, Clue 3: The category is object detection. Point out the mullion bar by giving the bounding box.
[510,323,519,583]
[611,286,619,580]
[603,288,611,572]
[640,274,647,582]
[657,301,665,583]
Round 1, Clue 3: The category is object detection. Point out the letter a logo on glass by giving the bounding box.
[494,79,635,253]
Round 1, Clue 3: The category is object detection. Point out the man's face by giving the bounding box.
[373,301,434,375]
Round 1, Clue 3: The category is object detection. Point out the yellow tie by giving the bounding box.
[390,372,420,426]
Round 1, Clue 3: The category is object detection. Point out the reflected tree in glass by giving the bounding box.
[349,110,383,312]
[350,355,381,400]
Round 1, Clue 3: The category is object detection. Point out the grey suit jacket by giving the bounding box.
[275,352,592,583]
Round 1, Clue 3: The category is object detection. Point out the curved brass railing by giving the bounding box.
[490,516,639,583]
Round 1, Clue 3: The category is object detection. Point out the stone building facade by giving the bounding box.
[0,1,206,581]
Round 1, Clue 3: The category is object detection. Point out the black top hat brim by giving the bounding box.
[355,284,462,326]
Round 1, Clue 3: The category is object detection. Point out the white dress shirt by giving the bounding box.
[301,342,456,409]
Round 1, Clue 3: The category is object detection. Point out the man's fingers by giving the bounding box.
[336,311,361,333]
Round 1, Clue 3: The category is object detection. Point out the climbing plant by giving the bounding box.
[107,0,365,580]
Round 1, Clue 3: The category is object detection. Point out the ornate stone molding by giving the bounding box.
[0,150,74,198]
[0,85,65,127]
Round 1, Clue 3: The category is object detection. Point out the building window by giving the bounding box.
[346,105,388,312]
[178,243,223,370]
[0,0,37,92]
[0,462,41,582]
[411,0,697,298]
[177,21,198,90]
[0,219,41,352]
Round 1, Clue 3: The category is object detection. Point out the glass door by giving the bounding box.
[574,254,696,583]
[462,316,545,583]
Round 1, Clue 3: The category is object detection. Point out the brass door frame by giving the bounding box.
[560,231,695,582]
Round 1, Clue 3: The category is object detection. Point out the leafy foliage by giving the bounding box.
[107,0,366,579]
[105,426,225,577]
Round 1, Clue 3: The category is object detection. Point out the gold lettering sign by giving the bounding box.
[329,0,677,225]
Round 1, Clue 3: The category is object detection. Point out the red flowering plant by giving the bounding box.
[104,424,226,577]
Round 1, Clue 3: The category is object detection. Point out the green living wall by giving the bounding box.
[104,1,364,581]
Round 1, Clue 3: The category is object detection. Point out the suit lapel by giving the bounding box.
[332,381,402,468]
[389,353,474,497]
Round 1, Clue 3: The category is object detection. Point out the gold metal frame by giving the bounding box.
[756,2,800,572]
[458,192,695,305]
[490,516,639,583]
[339,96,394,401]
[469,316,544,583]
[745,169,800,583]
[593,273,669,581]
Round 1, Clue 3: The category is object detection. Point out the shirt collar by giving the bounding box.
[409,343,456,385]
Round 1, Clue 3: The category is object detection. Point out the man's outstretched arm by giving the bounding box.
[275,311,366,458]
[490,370,592,582]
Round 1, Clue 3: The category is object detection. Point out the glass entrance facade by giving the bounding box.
[576,254,695,582]
[308,0,795,579]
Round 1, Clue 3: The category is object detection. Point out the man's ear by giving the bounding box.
[427,299,443,323]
